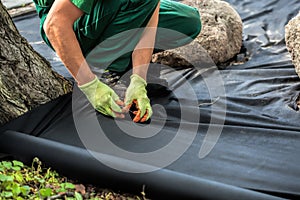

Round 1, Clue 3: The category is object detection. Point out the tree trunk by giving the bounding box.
[0,1,72,125]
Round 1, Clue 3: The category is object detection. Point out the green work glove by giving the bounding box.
[78,76,123,117]
[125,74,153,122]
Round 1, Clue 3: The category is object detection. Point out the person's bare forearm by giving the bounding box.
[132,1,160,80]
[43,0,95,86]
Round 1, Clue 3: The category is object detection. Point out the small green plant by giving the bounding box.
[0,157,79,199]
[0,157,147,200]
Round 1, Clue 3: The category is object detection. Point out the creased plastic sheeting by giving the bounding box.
[1,0,300,199]
[225,0,300,70]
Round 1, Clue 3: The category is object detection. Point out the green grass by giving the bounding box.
[0,158,147,200]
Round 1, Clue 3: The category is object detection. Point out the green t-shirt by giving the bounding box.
[69,0,94,14]
[32,0,95,49]
[33,0,95,15]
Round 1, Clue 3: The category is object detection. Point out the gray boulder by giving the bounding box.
[152,0,243,67]
[285,12,300,78]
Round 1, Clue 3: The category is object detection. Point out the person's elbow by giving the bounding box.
[43,15,58,41]
[43,14,72,41]
[43,0,84,41]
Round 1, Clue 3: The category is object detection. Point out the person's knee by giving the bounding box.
[187,9,202,39]
[169,5,202,40]
[146,0,160,8]
[127,0,160,11]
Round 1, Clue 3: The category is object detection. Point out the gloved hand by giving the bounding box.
[78,76,124,118]
[124,74,153,123]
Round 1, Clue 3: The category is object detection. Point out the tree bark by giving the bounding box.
[0,1,72,125]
